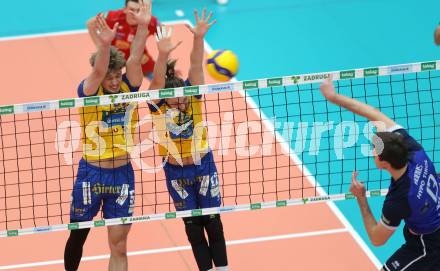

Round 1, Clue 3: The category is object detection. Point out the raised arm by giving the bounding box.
[149,25,182,90]
[83,15,119,96]
[86,16,100,46]
[320,76,396,131]
[186,9,217,86]
[350,172,395,246]
[125,0,152,87]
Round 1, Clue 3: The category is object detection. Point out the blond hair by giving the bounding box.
[89,46,126,72]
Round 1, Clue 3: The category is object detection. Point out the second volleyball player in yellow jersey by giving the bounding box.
[64,2,152,271]
[148,9,229,271]
[149,78,209,164]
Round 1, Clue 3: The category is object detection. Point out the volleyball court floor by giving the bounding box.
[0,22,380,270]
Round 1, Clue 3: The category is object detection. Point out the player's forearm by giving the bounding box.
[93,45,111,76]
[149,52,169,90]
[87,18,99,46]
[357,197,381,245]
[190,36,204,71]
[330,93,393,129]
[130,25,149,64]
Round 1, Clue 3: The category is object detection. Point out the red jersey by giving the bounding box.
[105,9,158,75]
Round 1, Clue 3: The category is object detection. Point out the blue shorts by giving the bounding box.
[384,225,440,271]
[164,151,221,211]
[70,159,135,222]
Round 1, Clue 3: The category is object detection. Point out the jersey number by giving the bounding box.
[426,174,440,211]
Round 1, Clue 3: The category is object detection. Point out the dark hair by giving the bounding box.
[374,132,408,169]
[125,0,140,6]
[89,46,126,72]
[165,60,185,88]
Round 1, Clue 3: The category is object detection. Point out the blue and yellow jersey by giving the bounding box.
[148,93,209,160]
[78,74,139,161]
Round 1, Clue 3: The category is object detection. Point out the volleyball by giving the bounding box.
[206,50,239,82]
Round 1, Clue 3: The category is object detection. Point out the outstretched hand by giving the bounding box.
[349,171,366,199]
[156,25,182,55]
[91,14,118,47]
[185,8,216,38]
[128,0,152,26]
[319,75,337,101]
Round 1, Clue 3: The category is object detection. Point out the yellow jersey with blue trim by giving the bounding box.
[148,94,209,160]
[78,74,139,161]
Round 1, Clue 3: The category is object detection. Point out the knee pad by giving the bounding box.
[203,214,225,242]
[183,217,205,245]
[64,228,90,271]
[67,228,90,247]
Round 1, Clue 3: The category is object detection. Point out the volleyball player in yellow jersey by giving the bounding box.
[64,2,152,271]
[148,10,229,271]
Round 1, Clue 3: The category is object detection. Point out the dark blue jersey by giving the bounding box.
[381,127,440,234]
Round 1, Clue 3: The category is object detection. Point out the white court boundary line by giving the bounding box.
[0,19,382,269]
[0,228,348,270]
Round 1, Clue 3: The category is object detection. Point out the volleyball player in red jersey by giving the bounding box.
[88,0,159,79]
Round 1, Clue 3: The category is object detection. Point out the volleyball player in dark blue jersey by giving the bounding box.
[320,76,440,271]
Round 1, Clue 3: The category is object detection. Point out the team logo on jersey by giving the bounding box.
[102,103,130,127]
[165,108,194,139]
[115,40,130,50]
[391,261,400,269]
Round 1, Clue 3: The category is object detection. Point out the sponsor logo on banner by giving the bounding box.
[292,76,300,84]
[219,206,235,212]
[7,230,18,237]
[129,215,151,223]
[345,193,356,200]
[121,92,151,101]
[165,212,177,219]
[388,64,412,74]
[94,220,106,227]
[370,190,381,197]
[0,106,14,115]
[159,89,175,98]
[109,95,119,104]
[421,62,436,71]
[363,68,379,77]
[84,97,100,106]
[340,70,355,79]
[184,86,200,96]
[276,200,287,207]
[267,78,282,87]
[33,226,52,233]
[243,80,259,89]
[303,73,330,82]
[191,209,203,216]
[59,99,75,108]
[309,196,331,202]
[208,83,234,93]
[68,223,79,230]
[250,203,261,210]
[23,102,51,112]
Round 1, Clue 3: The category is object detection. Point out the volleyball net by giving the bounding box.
[1,60,439,237]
